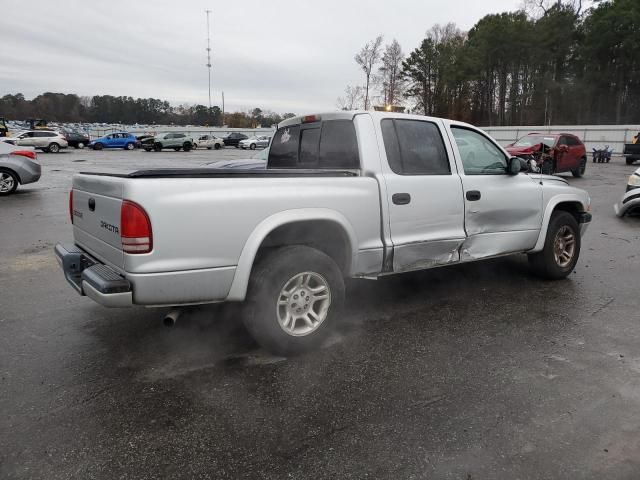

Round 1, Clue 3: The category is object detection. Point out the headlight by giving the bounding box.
[628,174,640,187]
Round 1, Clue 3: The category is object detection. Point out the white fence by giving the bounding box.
[482,125,640,154]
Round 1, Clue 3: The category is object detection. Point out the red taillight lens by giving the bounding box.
[10,150,37,161]
[120,200,152,254]
[69,190,74,224]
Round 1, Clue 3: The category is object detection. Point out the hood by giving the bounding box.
[506,143,543,155]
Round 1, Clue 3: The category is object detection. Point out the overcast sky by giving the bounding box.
[2,0,523,114]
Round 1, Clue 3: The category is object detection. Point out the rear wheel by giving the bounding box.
[214,143,221,150]
[528,211,581,280]
[250,143,256,150]
[48,143,60,153]
[0,169,18,195]
[77,142,85,149]
[153,143,163,152]
[244,245,345,356]
[572,157,586,178]
[125,142,134,150]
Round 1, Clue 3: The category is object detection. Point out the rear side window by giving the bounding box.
[269,125,301,167]
[268,120,359,169]
[566,136,580,146]
[381,119,450,175]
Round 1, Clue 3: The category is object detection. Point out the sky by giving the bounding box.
[1,0,524,114]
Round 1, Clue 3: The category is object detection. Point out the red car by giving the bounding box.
[506,133,587,177]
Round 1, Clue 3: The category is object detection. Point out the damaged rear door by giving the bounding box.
[449,125,542,260]
[380,118,466,272]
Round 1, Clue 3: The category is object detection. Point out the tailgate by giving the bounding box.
[71,174,125,269]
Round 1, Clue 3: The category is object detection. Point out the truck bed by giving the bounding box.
[80,168,360,179]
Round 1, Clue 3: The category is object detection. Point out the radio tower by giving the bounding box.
[205,9,212,111]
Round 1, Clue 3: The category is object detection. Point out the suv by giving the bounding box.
[61,129,90,149]
[144,133,194,152]
[3,130,68,153]
[222,132,248,148]
[506,133,587,177]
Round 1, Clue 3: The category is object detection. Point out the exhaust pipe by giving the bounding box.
[163,308,182,327]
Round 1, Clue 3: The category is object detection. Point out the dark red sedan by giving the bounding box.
[506,133,587,177]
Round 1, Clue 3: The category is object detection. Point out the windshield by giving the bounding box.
[513,135,556,148]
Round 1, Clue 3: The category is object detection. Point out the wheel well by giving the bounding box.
[0,167,20,183]
[257,221,352,275]
[554,201,584,223]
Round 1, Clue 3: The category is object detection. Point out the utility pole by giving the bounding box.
[205,9,212,111]
[222,91,225,127]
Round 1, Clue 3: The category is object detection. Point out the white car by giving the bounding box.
[614,167,640,217]
[195,135,224,150]
[239,135,271,150]
[3,130,68,153]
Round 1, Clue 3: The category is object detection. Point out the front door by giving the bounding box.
[449,125,543,260]
[381,118,467,272]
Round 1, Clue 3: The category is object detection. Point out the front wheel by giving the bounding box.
[249,143,256,150]
[572,158,586,178]
[77,142,85,149]
[183,142,192,152]
[125,142,134,150]
[93,143,103,151]
[153,143,163,152]
[244,245,345,356]
[528,211,581,280]
[214,143,221,150]
[541,159,554,175]
[48,143,60,153]
[0,169,18,195]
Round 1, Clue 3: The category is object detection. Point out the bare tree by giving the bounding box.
[336,85,364,110]
[354,35,383,110]
[378,39,405,107]
[523,0,584,17]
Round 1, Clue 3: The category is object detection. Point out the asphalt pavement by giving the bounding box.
[1,147,639,479]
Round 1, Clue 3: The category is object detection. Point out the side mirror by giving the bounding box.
[507,157,526,175]
[558,144,569,152]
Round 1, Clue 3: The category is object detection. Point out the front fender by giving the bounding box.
[531,193,590,252]
[226,208,358,301]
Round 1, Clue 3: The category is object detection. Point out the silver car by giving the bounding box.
[0,142,41,195]
[4,130,68,153]
[614,167,640,217]
[239,135,271,150]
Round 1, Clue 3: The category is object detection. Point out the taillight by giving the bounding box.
[120,200,152,254]
[69,190,74,224]
[10,150,37,161]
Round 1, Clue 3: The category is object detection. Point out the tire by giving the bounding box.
[572,157,586,178]
[249,143,256,150]
[528,211,581,280]
[0,168,19,196]
[243,245,345,356]
[48,143,60,153]
[183,142,192,152]
[125,142,134,150]
[627,158,634,165]
[144,147,152,152]
[93,142,103,151]
[173,147,181,152]
[207,146,213,150]
[541,159,554,175]
[77,142,85,149]
[153,143,163,152]
[214,143,221,150]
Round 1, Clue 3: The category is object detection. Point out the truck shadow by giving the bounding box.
[85,253,579,380]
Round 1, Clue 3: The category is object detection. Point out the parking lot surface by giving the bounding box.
[1,148,640,479]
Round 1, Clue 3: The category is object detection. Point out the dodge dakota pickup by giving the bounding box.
[56,112,592,355]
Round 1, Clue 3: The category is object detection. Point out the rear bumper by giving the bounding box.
[55,243,133,308]
[16,159,41,185]
[55,243,237,307]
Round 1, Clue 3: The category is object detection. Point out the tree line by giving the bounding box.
[0,92,295,128]
[340,0,640,126]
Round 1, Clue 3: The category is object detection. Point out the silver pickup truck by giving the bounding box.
[56,112,591,355]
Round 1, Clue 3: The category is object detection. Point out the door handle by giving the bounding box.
[466,190,481,201]
[392,193,411,205]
